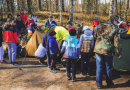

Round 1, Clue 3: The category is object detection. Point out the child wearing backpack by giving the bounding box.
[79,26,94,76]
[61,29,80,82]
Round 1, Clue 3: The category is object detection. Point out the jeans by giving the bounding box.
[81,52,90,73]
[50,54,57,70]
[0,44,4,61]
[16,28,24,37]
[7,42,17,62]
[66,58,77,76]
[17,45,22,56]
[95,53,113,87]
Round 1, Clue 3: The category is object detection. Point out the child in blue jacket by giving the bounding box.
[61,29,80,82]
[48,30,60,73]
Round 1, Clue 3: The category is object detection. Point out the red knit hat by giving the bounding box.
[21,9,24,11]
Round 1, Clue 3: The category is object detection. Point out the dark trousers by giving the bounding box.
[81,52,90,73]
[58,40,64,63]
[46,52,51,67]
[36,55,46,63]
[17,45,22,56]
[66,58,77,76]
[50,54,57,70]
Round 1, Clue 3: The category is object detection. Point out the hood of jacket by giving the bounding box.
[48,35,56,40]
[66,36,78,46]
[84,29,93,36]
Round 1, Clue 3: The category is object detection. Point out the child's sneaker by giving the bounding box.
[50,70,57,73]
[12,62,19,66]
[72,75,76,82]
[1,60,7,64]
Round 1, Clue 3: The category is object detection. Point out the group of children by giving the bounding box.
[35,19,94,82]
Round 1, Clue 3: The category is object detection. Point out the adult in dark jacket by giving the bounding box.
[48,30,60,73]
[77,24,83,38]
[42,30,51,68]
[0,24,7,64]
[44,15,57,29]
[120,33,130,39]
[16,14,24,37]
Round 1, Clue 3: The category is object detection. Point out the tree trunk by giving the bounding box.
[109,0,114,18]
[0,0,3,20]
[60,0,62,26]
[27,0,31,14]
[6,0,10,12]
[120,0,122,17]
[10,0,14,14]
[87,0,91,14]
[62,0,65,12]
[55,0,58,12]
[49,0,51,11]
[17,0,19,10]
[37,0,41,11]
[124,0,129,22]
[70,0,73,22]
[46,0,48,11]
[95,0,98,13]
[114,0,118,14]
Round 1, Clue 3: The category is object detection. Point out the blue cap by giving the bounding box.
[94,17,97,19]
[77,24,81,27]
[51,24,56,29]
[67,21,72,25]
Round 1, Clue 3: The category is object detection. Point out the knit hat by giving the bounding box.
[49,30,56,36]
[94,17,97,19]
[17,14,20,17]
[110,15,119,23]
[21,9,24,11]
[69,29,76,36]
[83,26,90,31]
[67,21,72,25]
[50,15,53,18]
[51,24,56,29]
[77,24,81,27]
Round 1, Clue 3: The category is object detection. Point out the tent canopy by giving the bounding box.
[21,30,45,57]
[113,39,130,71]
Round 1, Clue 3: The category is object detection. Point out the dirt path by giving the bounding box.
[0,58,130,90]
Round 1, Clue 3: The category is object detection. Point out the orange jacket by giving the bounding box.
[92,20,100,30]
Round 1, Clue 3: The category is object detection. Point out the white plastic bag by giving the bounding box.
[35,43,46,58]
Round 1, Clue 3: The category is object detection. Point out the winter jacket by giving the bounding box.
[80,29,94,53]
[61,36,80,59]
[48,36,59,55]
[32,15,38,25]
[0,28,3,47]
[68,26,74,31]
[94,23,121,56]
[25,19,35,28]
[44,19,57,28]
[19,13,27,24]
[92,20,100,30]
[54,26,69,42]
[28,23,35,35]
[42,34,49,52]
[4,25,19,43]
[16,18,24,28]
[77,27,83,38]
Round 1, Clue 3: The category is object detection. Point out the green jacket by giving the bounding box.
[94,23,121,56]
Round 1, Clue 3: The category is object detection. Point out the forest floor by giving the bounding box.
[0,58,130,90]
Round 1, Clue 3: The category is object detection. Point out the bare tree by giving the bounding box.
[27,0,31,14]
[70,0,74,22]
[60,0,62,25]
[11,0,14,14]
[62,0,65,12]
[109,0,114,18]
[124,0,129,22]
[37,0,41,11]
[87,0,91,13]
[46,0,48,11]
[114,0,118,14]
[6,0,10,12]
[49,0,51,11]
